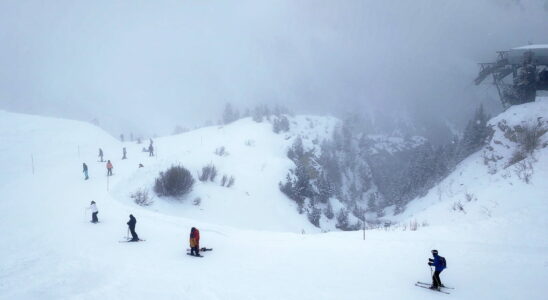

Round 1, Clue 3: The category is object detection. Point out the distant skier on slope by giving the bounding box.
[189,227,201,256]
[82,163,89,180]
[98,148,104,162]
[148,144,154,157]
[428,249,447,289]
[122,147,127,160]
[106,160,113,176]
[87,201,99,223]
[126,214,139,241]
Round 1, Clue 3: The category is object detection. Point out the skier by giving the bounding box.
[122,147,127,160]
[126,214,139,241]
[98,148,104,162]
[87,201,99,223]
[148,144,154,157]
[106,160,113,176]
[428,249,447,289]
[82,163,89,180]
[189,227,201,256]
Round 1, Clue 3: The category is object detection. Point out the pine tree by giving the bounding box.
[222,103,239,124]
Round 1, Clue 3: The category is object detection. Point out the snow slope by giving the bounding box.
[0,107,547,299]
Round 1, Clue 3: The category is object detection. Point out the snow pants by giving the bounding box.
[432,270,442,287]
[190,246,200,256]
[107,168,112,176]
[92,212,98,223]
[129,227,139,241]
[84,170,89,180]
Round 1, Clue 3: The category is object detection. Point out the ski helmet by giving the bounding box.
[91,201,95,204]
[431,249,438,255]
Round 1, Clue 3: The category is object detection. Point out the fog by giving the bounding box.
[1,0,547,137]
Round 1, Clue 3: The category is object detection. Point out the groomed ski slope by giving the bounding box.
[0,107,547,300]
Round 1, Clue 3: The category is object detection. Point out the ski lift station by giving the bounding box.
[475,44,548,108]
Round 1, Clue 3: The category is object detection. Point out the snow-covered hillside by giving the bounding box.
[393,98,548,247]
[0,104,547,299]
[110,115,338,232]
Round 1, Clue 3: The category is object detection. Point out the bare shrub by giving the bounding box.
[452,201,466,214]
[465,192,476,202]
[193,197,201,206]
[220,175,228,187]
[154,165,195,199]
[198,164,217,182]
[517,122,547,154]
[214,146,228,156]
[507,150,527,167]
[226,176,235,188]
[245,139,255,147]
[514,160,533,184]
[131,188,154,206]
[409,220,418,231]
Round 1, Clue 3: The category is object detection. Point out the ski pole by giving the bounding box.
[127,227,129,240]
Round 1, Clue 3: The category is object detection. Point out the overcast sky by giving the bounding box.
[1,0,547,136]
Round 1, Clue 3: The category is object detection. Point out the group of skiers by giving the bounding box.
[85,202,203,256]
[85,142,449,287]
[82,144,157,180]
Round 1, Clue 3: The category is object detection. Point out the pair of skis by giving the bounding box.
[415,281,453,294]
[118,238,146,243]
[186,248,213,258]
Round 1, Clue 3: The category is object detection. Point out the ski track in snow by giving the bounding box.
[0,107,547,299]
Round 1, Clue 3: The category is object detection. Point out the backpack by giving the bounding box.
[439,256,447,269]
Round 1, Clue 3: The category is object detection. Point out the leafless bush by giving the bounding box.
[131,188,154,206]
[409,220,418,231]
[514,160,533,184]
[154,165,195,199]
[214,146,228,156]
[193,197,201,206]
[507,150,527,167]
[219,174,235,187]
[517,122,547,154]
[465,192,477,202]
[220,174,227,187]
[198,164,217,182]
[245,139,255,147]
[226,176,235,188]
[452,201,466,214]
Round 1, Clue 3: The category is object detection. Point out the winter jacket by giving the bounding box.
[106,162,113,169]
[89,203,98,213]
[127,216,136,229]
[83,164,88,172]
[189,228,200,247]
[429,254,446,272]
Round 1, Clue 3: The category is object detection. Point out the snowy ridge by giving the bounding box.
[111,115,338,232]
[394,98,548,246]
[0,108,547,299]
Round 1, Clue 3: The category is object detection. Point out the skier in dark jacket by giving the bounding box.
[148,144,154,157]
[98,148,104,162]
[127,214,139,241]
[189,227,201,256]
[82,163,89,180]
[428,249,446,289]
[122,147,127,159]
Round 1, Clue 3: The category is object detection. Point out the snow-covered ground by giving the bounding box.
[0,102,547,299]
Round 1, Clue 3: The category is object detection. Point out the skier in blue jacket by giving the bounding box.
[428,249,446,289]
